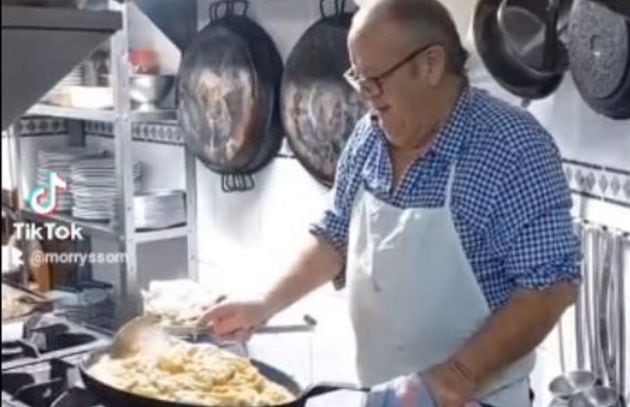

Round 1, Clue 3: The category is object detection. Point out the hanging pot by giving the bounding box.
[473,0,571,102]
[281,0,367,187]
[568,0,630,119]
[178,0,284,191]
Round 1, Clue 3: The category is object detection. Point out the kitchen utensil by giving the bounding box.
[569,386,621,407]
[576,221,588,370]
[550,370,599,400]
[567,0,630,119]
[166,313,317,339]
[133,189,186,230]
[129,74,175,111]
[80,345,367,407]
[597,230,614,386]
[473,0,571,100]
[615,233,626,402]
[281,0,366,187]
[178,0,284,192]
[109,315,170,359]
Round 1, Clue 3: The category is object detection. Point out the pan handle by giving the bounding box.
[209,0,248,22]
[320,0,346,18]
[221,174,255,192]
[298,381,369,403]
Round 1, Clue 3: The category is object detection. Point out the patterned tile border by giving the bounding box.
[562,159,630,209]
[13,118,67,136]
[83,121,183,146]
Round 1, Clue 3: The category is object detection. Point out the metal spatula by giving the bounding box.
[110,315,169,359]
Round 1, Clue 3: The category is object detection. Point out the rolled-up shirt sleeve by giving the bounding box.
[497,130,581,290]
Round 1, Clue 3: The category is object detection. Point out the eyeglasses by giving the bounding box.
[344,43,436,98]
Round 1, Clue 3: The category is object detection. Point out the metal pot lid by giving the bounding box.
[281,10,367,187]
[569,0,629,100]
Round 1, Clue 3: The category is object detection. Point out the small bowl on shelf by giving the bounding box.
[129,74,175,112]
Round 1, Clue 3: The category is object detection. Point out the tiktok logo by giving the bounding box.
[28,171,67,215]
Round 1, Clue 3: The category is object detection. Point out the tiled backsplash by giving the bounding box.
[563,159,630,209]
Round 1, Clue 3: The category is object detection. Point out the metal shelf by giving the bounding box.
[20,208,187,243]
[135,225,188,243]
[26,104,177,123]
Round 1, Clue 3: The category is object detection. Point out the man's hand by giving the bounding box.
[423,361,480,407]
[197,299,272,342]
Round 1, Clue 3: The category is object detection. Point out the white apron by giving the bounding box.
[347,165,535,407]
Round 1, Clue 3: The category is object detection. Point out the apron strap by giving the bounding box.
[444,164,457,208]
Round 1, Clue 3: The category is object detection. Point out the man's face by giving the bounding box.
[348,24,436,149]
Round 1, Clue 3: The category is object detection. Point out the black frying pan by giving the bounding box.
[281,0,366,187]
[80,347,367,407]
[473,0,571,101]
[178,0,284,192]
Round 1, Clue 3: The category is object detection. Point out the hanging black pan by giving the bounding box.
[281,0,366,188]
[568,0,630,119]
[178,0,284,192]
[79,346,367,407]
[473,0,571,102]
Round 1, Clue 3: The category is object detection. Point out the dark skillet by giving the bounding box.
[80,347,367,407]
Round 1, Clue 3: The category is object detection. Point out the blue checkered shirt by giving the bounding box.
[311,86,581,310]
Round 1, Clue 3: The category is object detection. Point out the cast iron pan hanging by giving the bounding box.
[568,0,630,119]
[473,0,571,103]
[178,0,284,192]
[79,346,367,407]
[281,0,367,188]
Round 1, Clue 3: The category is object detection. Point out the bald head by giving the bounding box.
[349,0,468,75]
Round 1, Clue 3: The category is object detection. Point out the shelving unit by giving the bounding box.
[6,0,199,319]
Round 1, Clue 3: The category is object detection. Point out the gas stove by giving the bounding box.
[2,315,110,407]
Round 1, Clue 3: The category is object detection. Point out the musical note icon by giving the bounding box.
[28,171,67,215]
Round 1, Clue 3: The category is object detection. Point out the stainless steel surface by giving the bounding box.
[1,5,121,130]
[109,315,166,359]
[26,103,177,123]
[550,370,599,400]
[598,231,614,386]
[580,222,588,373]
[133,0,198,51]
[129,74,175,111]
[569,386,621,407]
[185,148,198,282]
[133,189,186,230]
[617,234,626,402]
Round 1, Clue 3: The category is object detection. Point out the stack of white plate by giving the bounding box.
[35,148,106,212]
[70,159,142,221]
[134,190,186,230]
[41,66,84,103]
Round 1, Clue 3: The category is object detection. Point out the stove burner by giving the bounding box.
[2,372,35,395]
[2,342,39,362]
[14,378,64,407]
[50,388,99,407]
[25,323,98,355]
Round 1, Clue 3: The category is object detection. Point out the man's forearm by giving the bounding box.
[435,283,578,395]
[263,234,344,317]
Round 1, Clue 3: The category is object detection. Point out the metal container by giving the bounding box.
[133,189,186,230]
[550,370,599,401]
[128,74,175,111]
[569,386,621,407]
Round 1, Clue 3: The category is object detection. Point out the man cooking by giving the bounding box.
[199,0,581,405]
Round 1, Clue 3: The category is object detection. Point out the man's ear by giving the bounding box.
[424,45,447,86]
